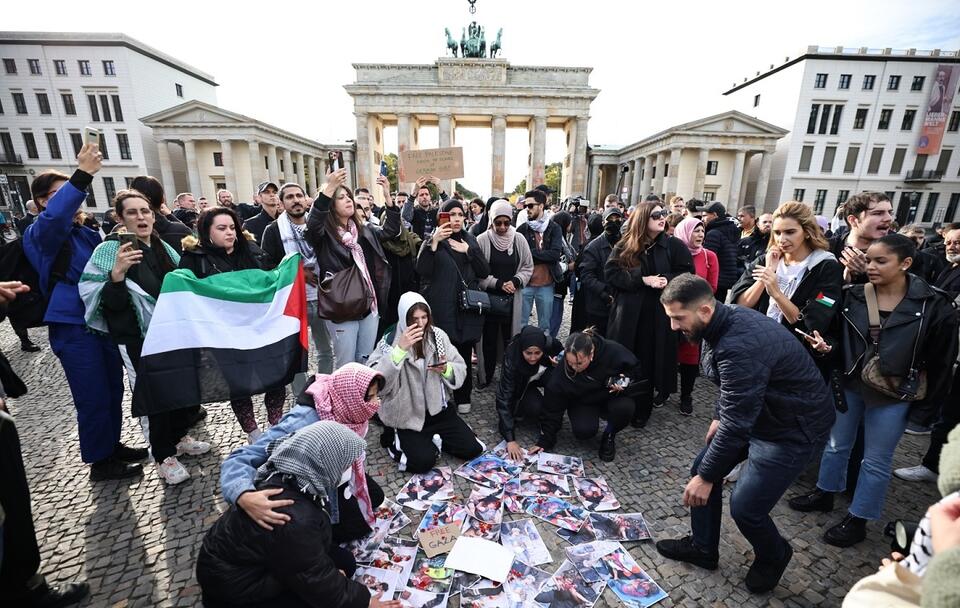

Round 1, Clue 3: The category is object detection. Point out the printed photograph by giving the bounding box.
[504,559,553,607]
[354,565,401,600]
[408,554,455,594]
[525,496,589,532]
[461,515,502,541]
[466,485,504,524]
[415,501,468,538]
[564,540,620,584]
[531,560,605,608]
[588,513,653,541]
[573,476,621,511]
[537,452,585,477]
[500,519,553,566]
[396,586,448,608]
[367,539,418,586]
[517,472,572,498]
[595,547,669,607]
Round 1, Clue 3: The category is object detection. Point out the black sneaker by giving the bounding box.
[652,392,668,408]
[655,535,719,570]
[679,397,693,416]
[113,442,148,463]
[787,488,834,513]
[745,542,793,593]
[824,513,867,547]
[598,432,616,462]
[90,456,143,482]
[21,341,41,352]
[27,580,90,608]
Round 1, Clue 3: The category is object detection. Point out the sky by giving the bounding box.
[6,0,959,195]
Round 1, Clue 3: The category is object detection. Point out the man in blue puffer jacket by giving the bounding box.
[23,142,145,481]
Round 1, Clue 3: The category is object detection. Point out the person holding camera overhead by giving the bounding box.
[415,198,490,413]
[305,168,400,369]
[789,233,959,548]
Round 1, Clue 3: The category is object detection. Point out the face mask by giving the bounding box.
[604,220,622,235]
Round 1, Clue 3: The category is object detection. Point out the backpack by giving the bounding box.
[0,238,73,328]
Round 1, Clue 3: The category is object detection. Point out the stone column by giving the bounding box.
[491,115,506,196]
[354,113,372,194]
[755,150,774,210]
[729,149,747,207]
[622,162,633,203]
[302,154,313,191]
[665,147,682,201]
[342,150,356,190]
[155,139,176,199]
[572,116,589,196]
[182,139,202,196]
[397,113,414,193]
[528,115,547,188]
[281,148,293,183]
[693,148,709,199]
[248,140,263,195]
[641,155,653,198]
[653,152,666,199]
[591,163,602,204]
[266,144,279,184]
[292,151,303,186]
[220,139,236,196]
[438,113,455,195]
[631,159,642,204]
[369,115,385,202]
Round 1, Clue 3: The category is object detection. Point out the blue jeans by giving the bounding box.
[690,438,818,562]
[816,389,909,520]
[521,285,553,332]
[549,293,564,338]
[324,311,380,370]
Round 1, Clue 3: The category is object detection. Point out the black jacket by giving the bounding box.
[517,220,564,283]
[410,206,438,242]
[537,335,643,449]
[578,233,617,318]
[703,216,741,291]
[173,208,198,230]
[15,213,36,235]
[838,275,958,420]
[305,193,401,314]
[243,210,279,246]
[196,479,370,608]
[178,237,266,279]
[737,228,766,273]
[496,332,563,442]
[154,213,192,255]
[910,248,947,285]
[697,304,836,482]
[416,232,490,344]
[936,264,960,298]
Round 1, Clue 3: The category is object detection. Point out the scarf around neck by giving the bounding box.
[338,221,378,314]
[674,218,704,256]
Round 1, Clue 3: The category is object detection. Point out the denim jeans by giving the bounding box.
[549,293,564,338]
[324,311,380,370]
[816,389,909,520]
[521,285,553,332]
[307,300,334,375]
[690,437,818,562]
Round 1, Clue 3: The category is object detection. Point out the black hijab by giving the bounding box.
[517,326,549,374]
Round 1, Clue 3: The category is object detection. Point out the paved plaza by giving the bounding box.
[4,319,941,608]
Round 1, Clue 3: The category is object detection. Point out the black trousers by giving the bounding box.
[451,340,476,406]
[679,363,699,400]
[0,411,43,600]
[381,406,484,473]
[567,396,635,440]
[586,314,609,338]
[923,370,960,473]
[481,315,512,385]
[517,388,545,422]
[332,474,386,544]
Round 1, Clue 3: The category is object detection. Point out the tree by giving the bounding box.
[382,153,399,193]
[455,182,480,201]
[511,178,527,196]
[510,161,561,198]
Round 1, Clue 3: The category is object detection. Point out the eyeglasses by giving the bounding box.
[650,210,667,220]
[493,219,512,227]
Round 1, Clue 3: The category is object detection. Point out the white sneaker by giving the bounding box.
[247,429,263,444]
[894,464,938,482]
[458,403,472,414]
[176,435,212,456]
[157,456,190,485]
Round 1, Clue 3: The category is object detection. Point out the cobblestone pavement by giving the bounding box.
[4,318,940,608]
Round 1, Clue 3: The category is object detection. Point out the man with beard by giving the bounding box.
[655,274,835,594]
[242,181,281,245]
[260,182,333,374]
[402,176,447,241]
[517,189,564,332]
[217,188,258,221]
[736,206,765,271]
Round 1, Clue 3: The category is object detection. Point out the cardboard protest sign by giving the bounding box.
[419,522,461,558]
[399,147,464,181]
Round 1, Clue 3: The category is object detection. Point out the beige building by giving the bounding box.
[587,110,788,208]
[141,100,354,203]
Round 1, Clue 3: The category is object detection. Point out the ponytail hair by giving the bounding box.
[564,327,597,357]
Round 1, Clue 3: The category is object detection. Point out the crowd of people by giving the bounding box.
[1,140,960,607]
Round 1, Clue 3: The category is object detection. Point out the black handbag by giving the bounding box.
[444,246,491,314]
[487,292,514,317]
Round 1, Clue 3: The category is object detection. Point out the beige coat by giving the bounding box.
[475,230,534,337]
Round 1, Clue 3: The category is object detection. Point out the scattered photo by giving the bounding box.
[450,571,482,597]
[531,560,605,608]
[503,491,527,515]
[396,586,448,608]
[573,476,621,512]
[466,485,504,524]
[415,501,467,538]
[499,519,552,567]
[525,496,588,532]
[595,547,668,607]
[344,517,391,563]
[537,452,585,477]
[460,585,508,607]
[564,540,620,584]
[556,524,597,545]
[588,513,652,542]
[491,440,539,467]
[517,472,571,498]
[366,538,418,586]
[464,454,523,487]
[354,565,401,600]
[456,462,495,487]
[461,516,501,541]
[375,499,412,534]
[408,554,455,594]
[504,559,552,607]
[396,467,455,511]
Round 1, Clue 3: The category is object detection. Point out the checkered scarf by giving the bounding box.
[338,221,378,314]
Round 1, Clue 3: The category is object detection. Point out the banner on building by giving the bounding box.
[917,64,960,156]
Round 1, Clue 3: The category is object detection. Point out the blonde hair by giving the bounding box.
[769,201,829,251]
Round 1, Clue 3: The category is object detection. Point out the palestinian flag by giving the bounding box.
[131,253,308,416]
[815,292,836,308]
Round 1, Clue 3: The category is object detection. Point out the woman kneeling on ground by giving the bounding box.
[369,292,485,473]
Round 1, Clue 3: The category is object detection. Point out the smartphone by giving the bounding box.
[331,151,342,171]
[606,375,631,389]
[83,126,101,146]
[118,232,138,250]
[794,327,815,341]
[380,160,389,177]
[438,211,451,225]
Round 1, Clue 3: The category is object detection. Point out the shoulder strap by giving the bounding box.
[863,282,881,340]
[441,244,469,289]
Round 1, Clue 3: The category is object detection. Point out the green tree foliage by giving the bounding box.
[455,182,480,201]
[510,162,562,197]
[382,153,399,193]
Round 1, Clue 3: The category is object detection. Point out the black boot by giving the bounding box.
[20,340,41,352]
[788,488,834,513]
[679,396,693,416]
[89,455,143,481]
[655,535,719,570]
[744,542,793,593]
[113,442,148,463]
[599,432,616,462]
[27,580,90,608]
[824,513,867,547]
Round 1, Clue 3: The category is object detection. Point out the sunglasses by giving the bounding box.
[493,219,511,227]
[650,210,667,220]
[525,203,540,210]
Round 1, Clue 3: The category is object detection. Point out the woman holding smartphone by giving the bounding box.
[80,190,212,484]
[789,234,958,547]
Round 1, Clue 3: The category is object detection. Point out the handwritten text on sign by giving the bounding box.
[399,147,465,182]
[419,522,461,558]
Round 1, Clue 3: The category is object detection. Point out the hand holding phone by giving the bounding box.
[438,212,451,225]
[118,232,138,250]
[380,160,389,177]
[797,328,831,353]
[83,126,101,146]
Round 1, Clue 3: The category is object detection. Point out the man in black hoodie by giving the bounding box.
[577,207,622,336]
[697,201,740,302]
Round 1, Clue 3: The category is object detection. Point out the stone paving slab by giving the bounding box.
[4,320,940,607]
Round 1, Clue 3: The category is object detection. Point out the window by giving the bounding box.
[890,148,907,174]
[913,153,928,173]
[99,95,112,122]
[830,105,844,135]
[78,60,91,76]
[87,95,99,121]
[54,60,66,75]
[815,73,828,88]
[264,155,269,169]
[28,59,41,75]
[0,133,15,159]
[102,60,116,76]
[819,104,833,134]
[280,159,285,173]
[103,177,116,202]
[867,147,884,174]
[822,146,837,173]
[948,111,960,132]
[22,132,38,159]
[946,193,960,222]
[897,192,921,225]
[125,177,135,188]
[3,58,17,74]
[61,93,76,115]
[863,74,876,90]
[936,149,953,175]
[84,185,96,208]
[878,108,893,130]
[814,189,828,214]
[901,109,917,131]
[116,133,131,160]
[793,188,805,202]
[213,152,223,167]
[837,190,850,212]
[854,108,868,129]
[0,98,3,114]
[702,191,716,202]
[45,132,61,159]
[843,146,860,173]
[175,83,183,97]
[807,104,820,134]
[111,95,123,121]
[922,193,940,223]
[839,74,852,89]
[706,160,717,175]
[912,76,925,91]
[98,133,109,160]
[36,93,50,115]
[753,94,760,107]
[798,145,814,172]
[293,162,298,174]
[888,75,901,90]
[12,93,27,114]
[69,132,83,156]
